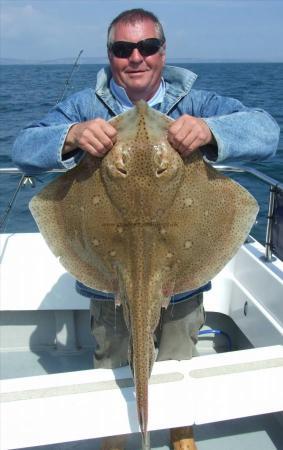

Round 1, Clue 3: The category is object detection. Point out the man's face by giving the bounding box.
[108,19,166,102]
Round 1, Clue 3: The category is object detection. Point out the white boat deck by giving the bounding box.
[1,232,283,450]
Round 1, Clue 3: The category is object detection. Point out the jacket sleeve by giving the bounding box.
[189,89,280,164]
[11,89,95,172]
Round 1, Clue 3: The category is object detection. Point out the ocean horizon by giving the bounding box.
[1,57,283,65]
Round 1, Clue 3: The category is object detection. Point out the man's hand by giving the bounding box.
[168,115,214,157]
[63,119,117,157]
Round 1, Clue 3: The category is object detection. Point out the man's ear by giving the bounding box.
[161,43,166,63]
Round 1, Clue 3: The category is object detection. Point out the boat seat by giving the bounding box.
[1,345,283,449]
[0,233,90,311]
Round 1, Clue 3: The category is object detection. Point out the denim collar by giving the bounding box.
[95,65,197,116]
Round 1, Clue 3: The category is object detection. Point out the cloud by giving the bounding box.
[1,4,38,39]
[0,2,107,59]
[1,0,283,61]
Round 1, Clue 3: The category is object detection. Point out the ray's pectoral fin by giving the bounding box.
[165,153,259,292]
[29,156,122,293]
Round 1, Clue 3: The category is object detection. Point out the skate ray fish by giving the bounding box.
[30,101,259,449]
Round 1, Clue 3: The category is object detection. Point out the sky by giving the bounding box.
[1,0,283,62]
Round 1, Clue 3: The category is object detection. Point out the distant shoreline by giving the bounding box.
[1,58,283,65]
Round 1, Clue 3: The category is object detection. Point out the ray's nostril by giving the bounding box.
[156,167,167,176]
[156,160,169,176]
[117,166,127,176]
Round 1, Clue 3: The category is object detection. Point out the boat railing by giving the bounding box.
[0,165,283,262]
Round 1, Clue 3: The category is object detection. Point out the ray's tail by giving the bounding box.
[130,316,156,450]
[142,430,151,450]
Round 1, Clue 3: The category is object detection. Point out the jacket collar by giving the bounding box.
[95,66,122,116]
[161,65,197,114]
[95,64,197,115]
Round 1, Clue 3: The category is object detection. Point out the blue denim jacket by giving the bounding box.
[12,65,279,302]
[12,65,279,172]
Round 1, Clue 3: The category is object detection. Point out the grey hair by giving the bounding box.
[107,8,166,48]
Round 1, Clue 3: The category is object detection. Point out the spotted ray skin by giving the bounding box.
[30,101,259,448]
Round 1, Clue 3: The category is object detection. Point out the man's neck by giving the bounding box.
[110,78,165,111]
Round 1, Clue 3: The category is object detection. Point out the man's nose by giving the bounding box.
[128,48,144,63]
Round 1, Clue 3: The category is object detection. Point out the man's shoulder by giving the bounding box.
[163,65,198,93]
[56,87,101,121]
[61,87,99,116]
[67,87,96,103]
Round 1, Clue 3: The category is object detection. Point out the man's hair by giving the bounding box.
[107,8,166,48]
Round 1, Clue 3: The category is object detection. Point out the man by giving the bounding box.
[13,8,279,450]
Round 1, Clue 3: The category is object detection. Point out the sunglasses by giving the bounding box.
[109,38,165,58]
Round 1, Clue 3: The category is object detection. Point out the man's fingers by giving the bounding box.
[168,129,191,149]
[168,119,195,150]
[90,127,115,151]
[178,136,201,156]
[71,119,118,156]
[83,143,101,157]
[87,121,117,147]
[168,118,185,135]
[168,115,213,157]
[168,116,192,148]
[83,137,113,157]
[172,129,198,155]
[102,122,118,140]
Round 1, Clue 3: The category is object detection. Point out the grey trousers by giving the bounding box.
[90,293,205,369]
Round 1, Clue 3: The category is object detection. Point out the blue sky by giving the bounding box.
[1,0,283,61]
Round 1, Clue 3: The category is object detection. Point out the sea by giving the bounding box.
[0,63,282,245]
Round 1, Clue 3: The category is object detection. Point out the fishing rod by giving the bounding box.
[55,49,84,104]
